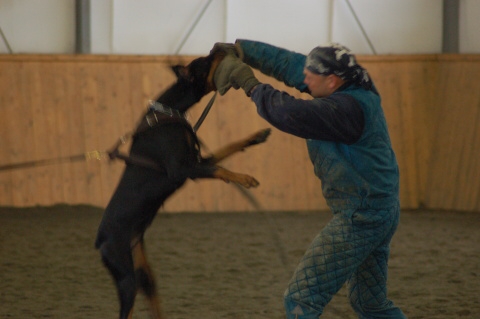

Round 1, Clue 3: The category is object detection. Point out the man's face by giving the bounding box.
[303,69,338,98]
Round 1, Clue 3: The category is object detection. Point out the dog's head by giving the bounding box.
[171,51,226,96]
[157,50,227,112]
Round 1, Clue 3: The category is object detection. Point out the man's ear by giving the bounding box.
[328,74,344,90]
[171,65,191,80]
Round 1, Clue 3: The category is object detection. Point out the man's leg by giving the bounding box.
[283,210,363,319]
[347,206,406,319]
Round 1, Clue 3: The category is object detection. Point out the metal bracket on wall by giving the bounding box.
[0,25,13,53]
[344,0,377,54]
[174,0,214,55]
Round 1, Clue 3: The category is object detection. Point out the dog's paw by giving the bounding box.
[247,128,272,146]
[214,168,259,188]
[234,174,260,188]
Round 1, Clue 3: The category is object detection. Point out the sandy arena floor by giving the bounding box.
[1,205,479,319]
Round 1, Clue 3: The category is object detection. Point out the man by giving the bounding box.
[212,40,407,319]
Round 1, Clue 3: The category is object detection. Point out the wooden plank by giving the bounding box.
[58,62,86,204]
[10,61,43,206]
[425,60,480,211]
[0,59,17,204]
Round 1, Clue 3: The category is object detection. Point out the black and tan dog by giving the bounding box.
[94,52,270,319]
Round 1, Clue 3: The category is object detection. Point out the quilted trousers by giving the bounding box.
[284,205,406,319]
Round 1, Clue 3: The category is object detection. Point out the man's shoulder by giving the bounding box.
[329,89,360,104]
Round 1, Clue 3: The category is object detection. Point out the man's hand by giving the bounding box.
[229,63,260,97]
[213,55,243,95]
[213,54,260,96]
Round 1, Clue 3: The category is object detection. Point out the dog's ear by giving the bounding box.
[171,65,192,81]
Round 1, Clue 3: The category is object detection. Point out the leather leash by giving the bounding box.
[193,91,217,132]
[0,93,217,173]
[0,151,109,172]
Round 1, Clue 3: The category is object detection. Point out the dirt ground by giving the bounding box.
[1,204,479,319]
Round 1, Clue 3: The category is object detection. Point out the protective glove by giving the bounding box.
[213,54,242,95]
[210,42,244,60]
[229,63,260,97]
[213,54,260,96]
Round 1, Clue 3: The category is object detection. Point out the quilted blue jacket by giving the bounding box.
[237,39,399,210]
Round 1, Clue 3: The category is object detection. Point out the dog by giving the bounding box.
[95,51,271,319]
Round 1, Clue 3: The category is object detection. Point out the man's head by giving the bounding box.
[303,43,372,97]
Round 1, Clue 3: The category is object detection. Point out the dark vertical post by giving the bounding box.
[75,0,91,53]
[442,0,459,53]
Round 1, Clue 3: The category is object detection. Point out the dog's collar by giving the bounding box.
[148,100,185,118]
[136,102,190,135]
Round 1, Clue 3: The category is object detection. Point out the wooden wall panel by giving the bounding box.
[361,56,439,209]
[425,56,480,211]
[0,54,479,212]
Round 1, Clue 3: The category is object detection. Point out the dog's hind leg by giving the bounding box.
[98,237,137,319]
[132,238,163,319]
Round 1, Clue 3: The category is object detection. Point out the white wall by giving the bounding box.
[226,0,332,54]
[110,0,225,54]
[226,0,443,55]
[331,0,443,54]
[459,0,480,53]
[90,0,112,54]
[0,0,479,55]
[0,0,75,54]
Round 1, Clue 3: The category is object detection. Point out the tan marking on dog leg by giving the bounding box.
[213,167,259,188]
[132,240,164,319]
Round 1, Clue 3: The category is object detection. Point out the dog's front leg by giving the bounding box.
[208,128,271,164]
[179,163,259,188]
[212,166,260,188]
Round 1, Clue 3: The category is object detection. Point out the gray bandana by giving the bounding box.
[305,43,372,90]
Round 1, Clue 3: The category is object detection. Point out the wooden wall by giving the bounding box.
[424,56,480,211]
[0,54,479,212]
